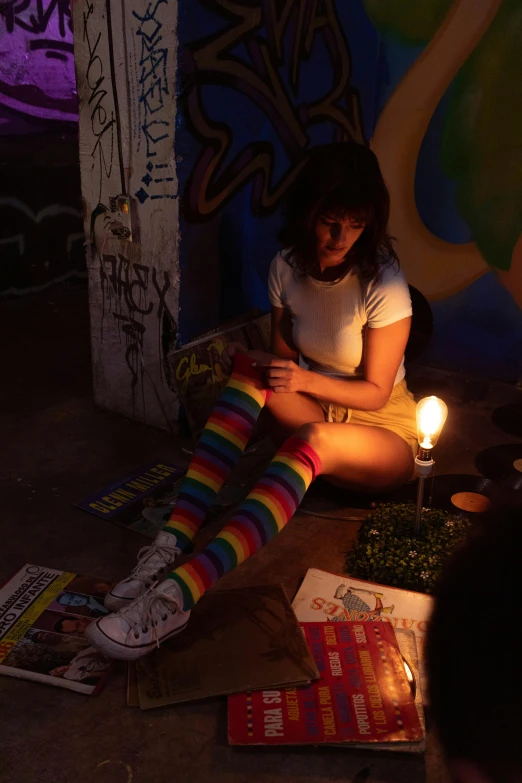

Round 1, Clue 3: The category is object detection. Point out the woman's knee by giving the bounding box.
[295,422,328,454]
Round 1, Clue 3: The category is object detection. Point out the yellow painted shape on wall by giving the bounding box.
[371,0,502,301]
[498,233,522,308]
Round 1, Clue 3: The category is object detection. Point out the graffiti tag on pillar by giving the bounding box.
[0,0,77,121]
[132,0,177,204]
[100,253,176,387]
[183,0,365,222]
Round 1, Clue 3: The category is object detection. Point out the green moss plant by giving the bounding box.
[345,503,471,594]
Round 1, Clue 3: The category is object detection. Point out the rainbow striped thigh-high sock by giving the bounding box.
[163,352,270,551]
[169,436,321,610]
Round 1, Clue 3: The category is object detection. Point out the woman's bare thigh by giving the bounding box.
[262,391,325,445]
[299,421,414,493]
[243,350,413,492]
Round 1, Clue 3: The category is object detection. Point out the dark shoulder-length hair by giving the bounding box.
[278,142,398,280]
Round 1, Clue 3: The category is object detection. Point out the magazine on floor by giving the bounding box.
[291,568,433,700]
[228,621,424,749]
[0,564,114,695]
[74,462,186,538]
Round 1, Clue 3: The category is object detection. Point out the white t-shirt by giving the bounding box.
[267,252,412,385]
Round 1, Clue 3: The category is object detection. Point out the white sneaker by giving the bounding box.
[104,530,182,611]
[85,579,190,661]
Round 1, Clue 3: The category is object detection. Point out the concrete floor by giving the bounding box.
[1,284,521,783]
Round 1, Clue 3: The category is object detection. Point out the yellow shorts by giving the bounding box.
[318,379,418,458]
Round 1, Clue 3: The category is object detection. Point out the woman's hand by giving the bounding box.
[220,341,248,372]
[257,358,310,393]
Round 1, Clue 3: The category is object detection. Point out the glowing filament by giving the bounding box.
[416,396,448,449]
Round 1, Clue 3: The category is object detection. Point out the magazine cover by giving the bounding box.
[168,317,269,435]
[0,564,114,695]
[228,621,424,747]
[291,568,433,699]
[75,463,186,538]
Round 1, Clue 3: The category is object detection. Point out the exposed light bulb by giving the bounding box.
[416,396,448,450]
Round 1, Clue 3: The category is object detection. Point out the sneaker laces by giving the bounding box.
[129,542,179,587]
[119,587,181,648]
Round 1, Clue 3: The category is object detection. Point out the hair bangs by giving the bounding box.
[320,189,375,228]
[278,142,398,280]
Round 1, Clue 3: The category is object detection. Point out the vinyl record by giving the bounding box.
[427,474,500,513]
[301,469,522,518]
[475,443,522,479]
[491,403,522,438]
[379,474,498,513]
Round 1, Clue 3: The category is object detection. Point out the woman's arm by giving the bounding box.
[271,305,299,361]
[260,316,412,411]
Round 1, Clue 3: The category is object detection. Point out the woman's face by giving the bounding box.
[314,211,365,268]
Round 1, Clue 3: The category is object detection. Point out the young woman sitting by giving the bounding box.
[86,142,417,660]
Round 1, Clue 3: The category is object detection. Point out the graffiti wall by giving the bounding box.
[177,0,522,383]
[0,0,77,125]
[368,0,522,382]
[0,0,83,296]
[175,0,377,341]
[0,166,84,295]
[72,0,180,428]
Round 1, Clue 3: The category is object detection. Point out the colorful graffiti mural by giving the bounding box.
[0,0,83,296]
[0,0,77,124]
[176,0,376,340]
[368,0,521,305]
[366,0,522,379]
[181,0,366,222]
[178,0,521,382]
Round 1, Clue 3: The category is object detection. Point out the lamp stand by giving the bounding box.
[414,449,434,535]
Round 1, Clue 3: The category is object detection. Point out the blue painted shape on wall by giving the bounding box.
[415,88,472,244]
[371,31,471,244]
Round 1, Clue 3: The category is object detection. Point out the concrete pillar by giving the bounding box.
[72,0,179,431]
